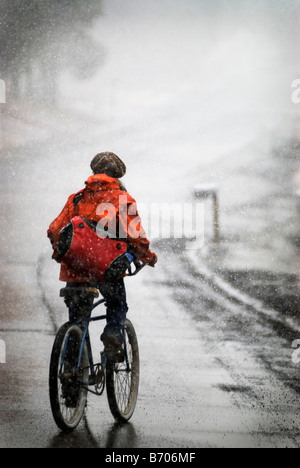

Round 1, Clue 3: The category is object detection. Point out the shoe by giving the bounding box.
[101,332,122,349]
[101,332,124,363]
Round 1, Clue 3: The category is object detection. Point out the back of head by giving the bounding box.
[90,152,126,179]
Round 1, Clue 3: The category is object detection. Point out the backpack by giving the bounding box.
[56,191,134,283]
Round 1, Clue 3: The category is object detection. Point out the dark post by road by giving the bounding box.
[193,184,220,243]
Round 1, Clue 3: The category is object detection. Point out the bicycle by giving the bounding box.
[49,262,144,432]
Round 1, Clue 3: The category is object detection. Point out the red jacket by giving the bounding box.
[48,174,156,282]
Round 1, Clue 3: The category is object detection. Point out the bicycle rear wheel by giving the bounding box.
[49,323,89,432]
[106,319,140,422]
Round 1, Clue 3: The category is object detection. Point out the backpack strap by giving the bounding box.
[73,189,85,206]
[72,189,85,215]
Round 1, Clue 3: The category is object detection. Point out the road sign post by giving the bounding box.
[193,184,220,243]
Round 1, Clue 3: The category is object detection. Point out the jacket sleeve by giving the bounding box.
[47,194,75,249]
[118,194,157,264]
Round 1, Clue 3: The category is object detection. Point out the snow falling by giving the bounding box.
[1,0,300,448]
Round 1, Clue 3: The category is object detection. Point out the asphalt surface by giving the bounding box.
[1,152,300,447]
[1,0,300,448]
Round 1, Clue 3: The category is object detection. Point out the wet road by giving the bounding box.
[1,210,300,447]
[1,0,300,448]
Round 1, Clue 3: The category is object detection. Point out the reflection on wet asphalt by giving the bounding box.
[49,419,137,449]
[219,270,300,320]
[154,239,300,396]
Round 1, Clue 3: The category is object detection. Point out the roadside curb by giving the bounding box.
[186,250,300,335]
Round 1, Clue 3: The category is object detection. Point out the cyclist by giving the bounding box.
[48,152,157,354]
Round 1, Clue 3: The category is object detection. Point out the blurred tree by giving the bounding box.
[0,0,103,103]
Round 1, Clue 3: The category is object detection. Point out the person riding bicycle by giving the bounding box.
[48,152,157,354]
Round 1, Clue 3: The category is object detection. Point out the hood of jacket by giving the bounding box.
[84,174,122,202]
[85,173,121,192]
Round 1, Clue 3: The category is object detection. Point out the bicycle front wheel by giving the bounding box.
[106,319,140,422]
[49,323,89,432]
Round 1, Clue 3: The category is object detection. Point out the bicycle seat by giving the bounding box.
[60,287,99,299]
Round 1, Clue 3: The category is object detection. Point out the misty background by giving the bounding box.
[1,0,300,298]
[2,0,300,449]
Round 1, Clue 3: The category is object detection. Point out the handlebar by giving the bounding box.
[126,259,147,277]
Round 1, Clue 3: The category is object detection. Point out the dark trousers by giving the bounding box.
[99,279,128,339]
[66,279,128,339]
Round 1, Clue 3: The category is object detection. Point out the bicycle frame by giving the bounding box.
[58,262,145,398]
[76,298,106,375]
[59,297,130,396]
[51,290,141,429]
[73,263,146,378]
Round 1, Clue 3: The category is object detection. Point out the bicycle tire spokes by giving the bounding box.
[49,323,89,432]
[106,319,140,423]
[49,312,140,431]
